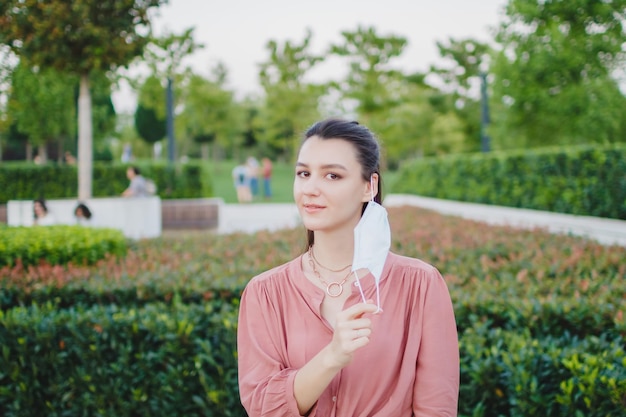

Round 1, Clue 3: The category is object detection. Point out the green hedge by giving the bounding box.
[391,143,626,219]
[460,326,625,417]
[0,226,127,268]
[0,208,624,416]
[0,161,213,204]
[0,301,244,417]
[0,302,623,417]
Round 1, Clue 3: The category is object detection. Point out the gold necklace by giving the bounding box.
[309,246,352,272]
[307,249,352,297]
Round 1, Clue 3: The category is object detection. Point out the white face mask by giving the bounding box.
[351,177,391,312]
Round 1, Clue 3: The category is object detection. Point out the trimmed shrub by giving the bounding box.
[0,301,244,417]
[0,207,624,415]
[391,143,626,219]
[0,161,213,204]
[0,225,127,268]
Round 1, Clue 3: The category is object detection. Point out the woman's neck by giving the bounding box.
[311,232,354,271]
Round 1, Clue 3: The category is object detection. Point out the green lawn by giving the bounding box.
[207,159,297,204]
[207,159,399,204]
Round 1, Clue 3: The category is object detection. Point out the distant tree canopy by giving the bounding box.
[255,29,324,161]
[2,0,625,167]
[491,0,626,148]
[135,104,166,144]
[0,0,165,198]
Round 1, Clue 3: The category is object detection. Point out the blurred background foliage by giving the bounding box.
[0,0,624,168]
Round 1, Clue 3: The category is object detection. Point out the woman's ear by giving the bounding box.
[362,173,379,202]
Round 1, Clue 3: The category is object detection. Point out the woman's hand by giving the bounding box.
[325,301,379,369]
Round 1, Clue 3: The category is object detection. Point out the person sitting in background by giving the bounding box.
[64,151,77,165]
[33,199,56,226]
[74,202,92,226]
[122,166,149,197]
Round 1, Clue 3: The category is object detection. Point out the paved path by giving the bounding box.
[217,202,302,234]
[217,195,626,247]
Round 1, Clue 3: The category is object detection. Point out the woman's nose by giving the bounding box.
[301,176,321,195]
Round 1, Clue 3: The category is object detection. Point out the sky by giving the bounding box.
[111,0,509,113]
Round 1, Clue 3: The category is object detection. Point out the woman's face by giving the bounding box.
[294,136,372,236]
[34,201,46,218]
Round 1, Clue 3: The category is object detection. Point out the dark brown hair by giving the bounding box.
[300,118,383,246]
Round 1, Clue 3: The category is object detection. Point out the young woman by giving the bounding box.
[237,118,459,416]
[33,198,56,226]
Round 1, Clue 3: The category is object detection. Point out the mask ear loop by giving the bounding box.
[352,174,382,313]
[353,272,382,313]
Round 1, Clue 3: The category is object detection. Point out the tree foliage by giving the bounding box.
[143,27,203,79]
[256,29,324,161]
[0,0,163,75]
[8,63,76,161]
[428,38,493,152]
[176,69,243,159]
[330,26,407,118]
[0,0,165,198]
[135,104,166,144]
[491,0,626,148]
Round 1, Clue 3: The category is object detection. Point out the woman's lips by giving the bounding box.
[303,203,325,213]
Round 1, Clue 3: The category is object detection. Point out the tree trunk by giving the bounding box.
[26,142,33,161]
[38,144,48,163]
[78,74,93,199]
[57,139,63,163]
[201,143,209,161]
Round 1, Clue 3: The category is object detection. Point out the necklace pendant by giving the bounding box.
[326,282,343,297]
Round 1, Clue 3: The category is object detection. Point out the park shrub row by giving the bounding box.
[0,161,213,204]
[0,301,242,417]
[0,225,127,268]
[0,207,624,416]
[391,143,626,219]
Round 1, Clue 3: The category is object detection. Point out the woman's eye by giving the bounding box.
[326,173,340,180]
[296,170,309,178]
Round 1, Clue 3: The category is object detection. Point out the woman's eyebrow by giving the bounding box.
[296,162,348,170]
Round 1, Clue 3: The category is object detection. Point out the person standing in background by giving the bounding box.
[233,160,252,203]
[246,156,260,199]
[262,157,273,200]
[121,143,133,163]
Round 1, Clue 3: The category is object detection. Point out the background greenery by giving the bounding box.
[2,0,625,171]
[1,1,625,415]
[0,206,624,416]
[207,159,297,204]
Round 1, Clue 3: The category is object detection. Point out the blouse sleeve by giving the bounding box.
[237,281,303,417]
[413,268,460,417]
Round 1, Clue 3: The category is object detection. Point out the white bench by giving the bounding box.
[7,197,162,240]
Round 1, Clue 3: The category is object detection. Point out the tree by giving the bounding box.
[135,104,166,145]
[491,0,626,148]
[428,38,493,151]
[177,68,243,160]
[139,27,204,160]
[8,63,76,162]
[0,46,17,161]
[330,26,407,120]
[257,29,324,161]
[0,0,165,198]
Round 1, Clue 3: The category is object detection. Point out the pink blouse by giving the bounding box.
[237,252,459,417]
